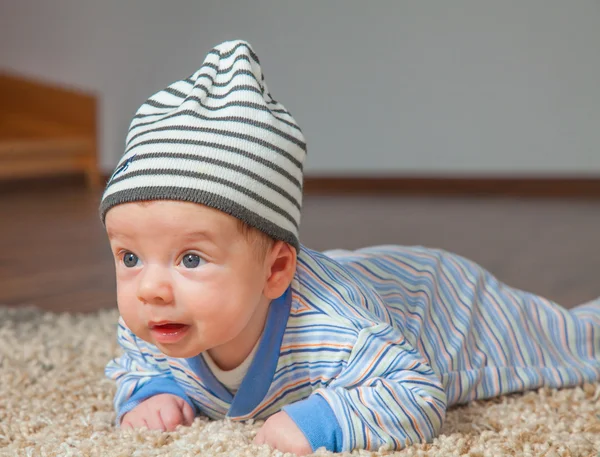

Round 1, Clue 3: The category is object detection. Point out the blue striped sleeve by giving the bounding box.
[314,323,447,451]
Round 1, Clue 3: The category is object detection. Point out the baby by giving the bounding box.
[101,40,600,455]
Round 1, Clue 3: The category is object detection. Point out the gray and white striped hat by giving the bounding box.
[100,40,306,250]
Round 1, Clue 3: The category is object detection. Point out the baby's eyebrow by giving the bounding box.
[106,229,131,240]
[181,230,218,241]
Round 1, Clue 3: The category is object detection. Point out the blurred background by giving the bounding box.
[0,0,599,313]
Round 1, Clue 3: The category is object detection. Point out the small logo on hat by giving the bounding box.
[109,154,137,183]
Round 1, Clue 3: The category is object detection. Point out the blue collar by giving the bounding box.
[185,287,292,416]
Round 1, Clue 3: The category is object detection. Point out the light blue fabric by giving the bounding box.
[283,394,344,452]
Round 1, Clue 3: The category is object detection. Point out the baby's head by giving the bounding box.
[100,40,305,365]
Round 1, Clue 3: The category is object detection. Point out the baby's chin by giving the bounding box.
[149,336,205,359]
[131,328,203,358]
[155,343,203,359]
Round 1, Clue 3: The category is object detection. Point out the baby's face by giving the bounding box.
[105,200,272,360]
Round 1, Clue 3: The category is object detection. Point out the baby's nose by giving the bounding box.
[137,266,174,306]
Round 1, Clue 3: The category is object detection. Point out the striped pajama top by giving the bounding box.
[106,244,600,453]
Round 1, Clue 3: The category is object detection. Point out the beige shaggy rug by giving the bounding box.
[0,307,598,457]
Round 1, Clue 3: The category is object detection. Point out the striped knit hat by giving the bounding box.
[100,40,306,250]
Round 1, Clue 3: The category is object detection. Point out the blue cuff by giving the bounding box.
[282,394,344,453]
[117,376,196,425]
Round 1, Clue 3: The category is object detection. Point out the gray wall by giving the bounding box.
[1,0,599,175]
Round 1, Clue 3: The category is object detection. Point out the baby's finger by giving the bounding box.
[179,400,195,426]
[253,428,265,445]
[121,420,133,430]
[160,404,184,431]
[145,413,166,431]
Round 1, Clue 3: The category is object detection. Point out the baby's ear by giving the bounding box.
[263,241,297,300]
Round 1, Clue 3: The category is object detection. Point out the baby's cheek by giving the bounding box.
[117,293,146,338]
[190,297,239,336]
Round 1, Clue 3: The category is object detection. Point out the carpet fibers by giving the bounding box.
[0,307,598,457]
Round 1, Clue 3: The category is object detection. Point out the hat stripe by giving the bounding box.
[202,54,255,76]
[123,140,302,183]
[108,169,299,227]
[182,78,281,107]
[208,41,260,62]
[126,121,304,164]
[104,172,299,230]
[159,78,278,106]
[133,111,306,150]
[134,94,298,129]
[129,110,304,152]
[213,69,265,88]
[126,138,302,183]
[135,96,300,130]
[115,140,302,190]
[134,100,292,120]
[141,83,290,114]
[143,84,263,105]
[194,57,262,81]
[134,85,301,132]
[190,69,262,92]
[109,153,302,210]
[183,75,273,98]
[162,86,188,99]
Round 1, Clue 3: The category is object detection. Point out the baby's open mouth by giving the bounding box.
[149,322,190,343]
[152,323,186,330]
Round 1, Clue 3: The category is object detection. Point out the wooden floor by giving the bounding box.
[1,182,599,312]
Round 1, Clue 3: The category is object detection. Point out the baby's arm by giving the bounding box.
[105,318,197,428]
[282,323,447,453]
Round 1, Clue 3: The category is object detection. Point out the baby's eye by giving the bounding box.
[182,253,203,269]
[122,252,140,268]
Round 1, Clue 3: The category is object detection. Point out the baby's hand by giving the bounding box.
[121,393,195,432]
[253,411,312,456]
